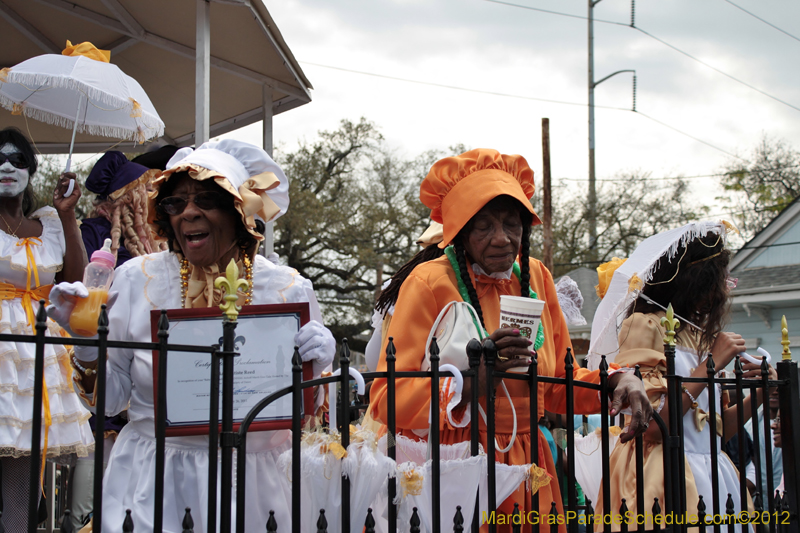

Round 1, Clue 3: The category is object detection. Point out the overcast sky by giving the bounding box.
[226,0,800,219]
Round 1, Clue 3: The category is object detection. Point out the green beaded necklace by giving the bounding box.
[444,245,545,351]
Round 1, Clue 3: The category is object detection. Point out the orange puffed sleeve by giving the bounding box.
[369,260,468,431]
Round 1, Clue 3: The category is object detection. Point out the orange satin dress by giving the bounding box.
[370,255,612,532]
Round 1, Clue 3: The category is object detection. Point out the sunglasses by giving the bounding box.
[0,153,29,169]
[158,191,226,216]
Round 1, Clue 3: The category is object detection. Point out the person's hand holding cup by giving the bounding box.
[498,295,545,372]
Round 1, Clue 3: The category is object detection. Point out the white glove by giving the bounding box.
[294,320,336,377]
[46,282,118,339]
[47,282,88,334]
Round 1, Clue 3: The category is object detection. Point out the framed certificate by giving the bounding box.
[150,303,314,436]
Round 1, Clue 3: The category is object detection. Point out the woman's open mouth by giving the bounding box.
[184,232,209,248]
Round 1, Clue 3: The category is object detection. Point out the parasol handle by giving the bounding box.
[63,94,84,197]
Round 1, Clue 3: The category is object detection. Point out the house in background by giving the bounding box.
[728,197,800,360]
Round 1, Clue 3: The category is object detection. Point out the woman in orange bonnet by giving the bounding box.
[370,149,652,532]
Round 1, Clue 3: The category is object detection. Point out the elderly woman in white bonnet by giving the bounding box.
[47,140,336,531]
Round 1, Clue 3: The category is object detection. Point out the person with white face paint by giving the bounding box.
[0,127,93,531]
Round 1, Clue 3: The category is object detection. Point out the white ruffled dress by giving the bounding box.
[87,251,324,533]
[0,207,93,459]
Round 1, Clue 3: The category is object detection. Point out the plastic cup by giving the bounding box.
[499,295,545,372]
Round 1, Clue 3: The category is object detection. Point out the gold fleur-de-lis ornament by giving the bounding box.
[214,259,250,322]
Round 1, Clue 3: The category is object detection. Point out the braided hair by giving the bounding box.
[455,200,534,329]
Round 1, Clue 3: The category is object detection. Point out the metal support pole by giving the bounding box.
[195,0,210,146]
[219,320,237,533]
[261,85,275,258]
[587,0,598,261]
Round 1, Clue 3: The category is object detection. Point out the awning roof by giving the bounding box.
[0,0,312,153]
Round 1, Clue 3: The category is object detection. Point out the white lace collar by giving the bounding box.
[471,263,513,280]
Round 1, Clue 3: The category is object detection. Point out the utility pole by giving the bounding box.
[541,118,553,273]
[587,0,637,263]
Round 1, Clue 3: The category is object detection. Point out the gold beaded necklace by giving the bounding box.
[179,252,253,308]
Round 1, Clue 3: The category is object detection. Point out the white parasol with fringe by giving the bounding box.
[588,220,733,370]
[0,42,164,192]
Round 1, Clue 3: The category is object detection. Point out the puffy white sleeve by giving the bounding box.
[101,264,137,416]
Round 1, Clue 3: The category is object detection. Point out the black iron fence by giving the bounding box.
[12,301,800,533]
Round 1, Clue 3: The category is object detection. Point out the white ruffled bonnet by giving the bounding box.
[148,139,289,240]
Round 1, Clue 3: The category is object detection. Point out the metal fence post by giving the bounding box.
[93,304,110,533]
[154,309,170,533]
[777,317,799,533]
[28,302,48,533]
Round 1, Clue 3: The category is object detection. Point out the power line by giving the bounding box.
[737,240,800,250]
[481,0,628,27]
[300,61,630,110]
[634,110,745,159]
[631,27,800,114]
[720,0,800,44]
[300,62,738,159]
[551,239,800,268]
[480,0,800,114]
[560,165,800,183]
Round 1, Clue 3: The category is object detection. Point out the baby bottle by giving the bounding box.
[69,238,116,337]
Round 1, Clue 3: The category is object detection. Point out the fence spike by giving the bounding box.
[619,498,629,533]
[780,492,790,513]
[182,507,194,532]
[292,345,302,370]
[634,365,642,380]
[706,352,716,372]
[696,495,706,527]
[734,354,743,375]
[157,308,169,332]
[340,337,351,366]
[266,510,278,532]
[60,510,74,533]
[429,335,440,363]
[781,315,791,360]
[98,302,109,330]
[316,509,328,533]
[453,505,464,533]
[386,337,396,362]
[410,507,421,533]
[35,297,48,330]
[585,497,595,526]
[123,509,134,532]
[365,507,376,533]
[599,354,608,372]
[725,494,735,525]
[753,492,763,513]
[511,502,521,533]
[652,498,661,532]
[549,502,559,533]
